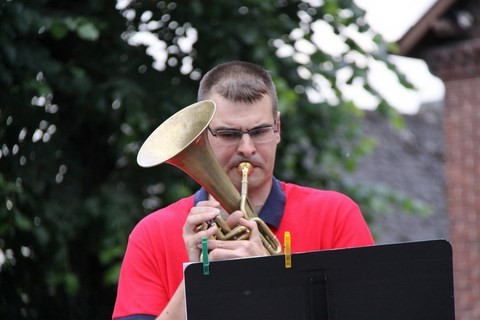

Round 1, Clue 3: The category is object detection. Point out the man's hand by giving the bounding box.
[183,201,268,262]
[206,215,268,260]
[183,200,221,262]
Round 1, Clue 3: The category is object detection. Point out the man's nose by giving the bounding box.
[236,133,256,157]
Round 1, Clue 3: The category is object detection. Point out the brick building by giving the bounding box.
[403,0,480,318]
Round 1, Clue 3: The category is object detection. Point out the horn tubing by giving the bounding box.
[137,100,281,255]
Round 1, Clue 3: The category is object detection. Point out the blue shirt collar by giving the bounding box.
[193,177,285,229]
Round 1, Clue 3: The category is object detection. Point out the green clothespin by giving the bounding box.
[202,237,209,275]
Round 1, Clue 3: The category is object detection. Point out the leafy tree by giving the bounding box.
[0,0,421,318]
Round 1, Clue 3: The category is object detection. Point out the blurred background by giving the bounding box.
[1,0,479,319]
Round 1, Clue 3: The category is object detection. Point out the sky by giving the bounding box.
[355,0,438,42]
[354,0,445,114]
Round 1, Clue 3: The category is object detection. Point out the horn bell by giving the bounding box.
[137,100,243,214]
[137,100,216,168]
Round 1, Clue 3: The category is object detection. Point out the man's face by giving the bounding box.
[207,93,281,193]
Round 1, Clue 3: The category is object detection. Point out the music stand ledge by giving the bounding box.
[184,239,454,320]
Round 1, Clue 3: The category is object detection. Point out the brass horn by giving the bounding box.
[137,100,282,255]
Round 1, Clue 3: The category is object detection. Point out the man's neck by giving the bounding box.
[244,181,272,214]
[209,181,272,217]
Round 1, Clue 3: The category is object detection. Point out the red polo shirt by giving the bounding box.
[113,180,374,319]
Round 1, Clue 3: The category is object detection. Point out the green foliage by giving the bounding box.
[0,0,421,318]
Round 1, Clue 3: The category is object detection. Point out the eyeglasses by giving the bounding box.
[208,124,277,145]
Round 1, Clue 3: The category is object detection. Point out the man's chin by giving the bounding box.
[228,167,264,188]
[226,173,241,188]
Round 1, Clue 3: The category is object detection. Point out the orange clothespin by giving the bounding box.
[284,231,292,269]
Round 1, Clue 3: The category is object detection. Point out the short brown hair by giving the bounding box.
[198,61,278,118]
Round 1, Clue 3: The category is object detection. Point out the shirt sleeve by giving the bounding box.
[114,315,156,320]
[331,194,375,248]
[112,220,169,318]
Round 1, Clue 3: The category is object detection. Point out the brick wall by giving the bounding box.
[419,40,480,320]
[444,77,480,320]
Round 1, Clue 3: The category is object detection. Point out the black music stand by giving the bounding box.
[184,240,454,320]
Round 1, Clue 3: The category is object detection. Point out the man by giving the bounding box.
[113,61,374,320]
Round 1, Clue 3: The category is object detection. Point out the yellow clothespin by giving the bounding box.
[284,231,292,269]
